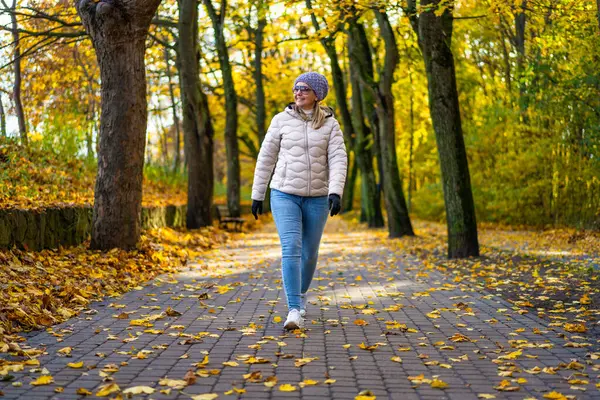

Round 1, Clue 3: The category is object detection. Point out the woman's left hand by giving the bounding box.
[328,194,341,217]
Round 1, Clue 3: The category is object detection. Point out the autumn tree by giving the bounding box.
[180,0,215,228]
[407,0,479,258]
[203,0,241,218]
[305,0,358,213]
[345,16,384,227]
[1,0,27,145]
[75,0,163,250]
[350,9,413,237]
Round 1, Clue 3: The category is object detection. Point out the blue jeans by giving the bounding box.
[270,189,329,311]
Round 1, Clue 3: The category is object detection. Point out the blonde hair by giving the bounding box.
[292,102,328,129]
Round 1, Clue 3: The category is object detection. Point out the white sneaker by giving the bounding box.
[300,294,307,317]
[284,309,303,330]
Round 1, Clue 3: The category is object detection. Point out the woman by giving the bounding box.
[251,72,348,330]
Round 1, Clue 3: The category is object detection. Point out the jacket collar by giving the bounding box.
[285,103,334,120]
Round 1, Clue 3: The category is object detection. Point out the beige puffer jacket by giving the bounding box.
[251,105,347,201]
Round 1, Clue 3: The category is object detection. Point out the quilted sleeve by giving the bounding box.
[327,119,348,197]
[251,115,282,201]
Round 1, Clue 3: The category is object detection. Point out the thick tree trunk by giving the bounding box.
[348,32,384,228]
[9,0,27,145]
[204,0,241,217]
[0,95,6,137]
[373,11,413,237]
[164,47,182,174]
[180,0,214,228]
[416,0,479,258]
[76,0,162,250]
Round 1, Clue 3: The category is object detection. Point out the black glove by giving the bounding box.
[251,200,263,220]
[328,194,341,217]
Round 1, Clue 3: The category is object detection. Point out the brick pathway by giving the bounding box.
[1,220,597,399]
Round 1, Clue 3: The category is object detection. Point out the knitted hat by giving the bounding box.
[294,72,329,101]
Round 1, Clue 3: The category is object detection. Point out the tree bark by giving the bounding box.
[164,47,182,174]
[411,0,480,258]
[372,11,413,237]
[0,94,6,137]
[408,69,415,212]
[180,0,214,229]
[7,0,27,145]
[204,0,241,217]
[306,0,355,211]
[252,0,270,212]
[75,0,162,250]
[349,19,385,204]
[344,156,358,213]
[348,30,384,228]
[515,0,529,123]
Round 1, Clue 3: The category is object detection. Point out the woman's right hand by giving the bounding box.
[251,200,263,220]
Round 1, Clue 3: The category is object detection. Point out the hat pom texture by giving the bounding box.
[294,72,329,101]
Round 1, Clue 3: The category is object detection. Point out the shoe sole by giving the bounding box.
[299,309,306,317]
[284,321,298,330]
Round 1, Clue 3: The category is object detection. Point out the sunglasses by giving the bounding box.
[292,86,313,94]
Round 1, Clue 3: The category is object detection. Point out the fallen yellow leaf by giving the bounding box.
[123,386,155,395]
[279,383,297,392]
[31,376,54,386]
[95,383,120,397]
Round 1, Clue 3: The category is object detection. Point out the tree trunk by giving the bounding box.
[408,72,415,212]
[515,0,529,123]
[164,47,182,174]
[0,95,6,137]
[204,0,241,217]
[76,0,162,250]
[349,19,384,204]
[373,11,413,237]
[85,93,95,161]
[306,0,355,211]
[253,1,270,212]
[343,155,357,213]
[348,30,384,228]
[414,0,480,258]
[180,0,214,228]
[9,0,27,145]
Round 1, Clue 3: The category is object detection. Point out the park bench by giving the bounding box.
[215,204,245,232]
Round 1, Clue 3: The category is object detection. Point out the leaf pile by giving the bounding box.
[0,226,232,348]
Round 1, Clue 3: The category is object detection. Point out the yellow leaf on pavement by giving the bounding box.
[543,392,568,400]
[95,383,120,397]
[67,361,84,369]
[431,379,448,389]
[264,376,278,387]
[222,361,239,367]
[279,383,297,392]
[123,386,155,395]
[30,376,54,386]
[191,394,219,400]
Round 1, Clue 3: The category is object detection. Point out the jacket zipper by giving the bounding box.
[304,121,311,197]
